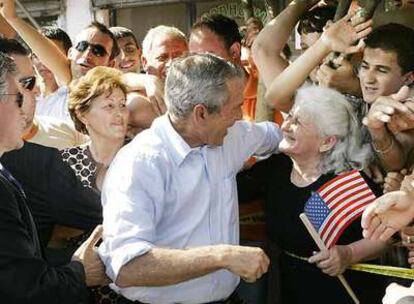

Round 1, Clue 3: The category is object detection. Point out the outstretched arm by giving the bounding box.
[0,13,15,38]
[363,86,414,171]
[0,0,72,85]
[116,245,269,287]
[362,173,414,241]
[265,14,371,112]
[252,0,317,89]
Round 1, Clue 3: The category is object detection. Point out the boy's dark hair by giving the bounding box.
[0,38,29,56]
[191,14,242,49]
[110,26,140,48]
[365,23,414,74]
[297,6,336,35]
[85,22,120,60]
[40,26,72,54]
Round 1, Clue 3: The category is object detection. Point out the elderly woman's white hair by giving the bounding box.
[294,85,372,174]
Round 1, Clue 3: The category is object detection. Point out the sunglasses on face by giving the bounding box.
[75,41,108,57]
[19,76,36,91]
[0,92,24,108]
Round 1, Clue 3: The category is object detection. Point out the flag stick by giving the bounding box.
[300,213,360,304]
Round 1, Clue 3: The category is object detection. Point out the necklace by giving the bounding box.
[88,144,110,169]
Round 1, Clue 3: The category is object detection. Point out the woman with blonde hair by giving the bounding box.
[64,66,128,191]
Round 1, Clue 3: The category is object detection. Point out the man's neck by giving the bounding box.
[169,115,204,148]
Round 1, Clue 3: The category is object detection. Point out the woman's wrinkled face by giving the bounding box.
[80,87,129,141]
[279,104,324,157]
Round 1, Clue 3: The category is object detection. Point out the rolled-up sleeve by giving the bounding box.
[224,121,282,172]
[99,147,166,281]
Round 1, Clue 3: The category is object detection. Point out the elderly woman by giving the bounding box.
[243,85,387,303]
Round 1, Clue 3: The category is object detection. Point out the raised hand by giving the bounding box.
[363,86,413,131]
[316,55,361,95]
[144,74,166,116]
[320,13,372,54]
[0,0,17,20]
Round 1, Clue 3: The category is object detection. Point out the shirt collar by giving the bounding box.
[156,115,202,166]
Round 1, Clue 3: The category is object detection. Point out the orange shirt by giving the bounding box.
[242,60,284,126]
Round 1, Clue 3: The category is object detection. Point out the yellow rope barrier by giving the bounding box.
[284,251,414,280]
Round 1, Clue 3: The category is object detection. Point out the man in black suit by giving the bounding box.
[0,53,108,302]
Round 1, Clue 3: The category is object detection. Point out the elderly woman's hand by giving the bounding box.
[308,245,353,276]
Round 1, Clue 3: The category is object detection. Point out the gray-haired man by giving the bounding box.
[99,53,282,304]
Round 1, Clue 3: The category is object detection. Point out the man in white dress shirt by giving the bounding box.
[99,53,282,304]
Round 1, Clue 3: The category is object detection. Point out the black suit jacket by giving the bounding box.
[0,167,89,303]
[1,142,102,247]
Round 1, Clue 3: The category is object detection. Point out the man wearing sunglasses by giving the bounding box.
[1,0,119,85]
[0,38,38,132]
[0,0,119,121]
[0,38,88,149]
[0,53,109,304]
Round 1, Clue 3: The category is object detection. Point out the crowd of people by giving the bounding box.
[0,0,414,303]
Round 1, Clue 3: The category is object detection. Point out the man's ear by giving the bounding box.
[319,136,337,153]
[403,71,414,86]
[229,42,241,61]
[68,47,75,60]
[193,104,208,124]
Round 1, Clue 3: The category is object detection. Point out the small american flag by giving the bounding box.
[304,170,376,248]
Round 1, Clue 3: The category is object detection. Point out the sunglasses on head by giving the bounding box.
[75,41,108,57]
[0,92,24,108]
[19,76,36,91]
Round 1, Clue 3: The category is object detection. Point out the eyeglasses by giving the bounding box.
[19,76,36,91]
[75,41,108,57]
[0,92,24,108]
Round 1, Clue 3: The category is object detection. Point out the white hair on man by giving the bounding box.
[165,53,244,119]
[142,25,186,58]
[294,85,373,174]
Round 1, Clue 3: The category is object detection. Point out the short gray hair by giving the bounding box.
[165,53,244,119]
[294,85,372,174]
[0,52,16,96]
[142,25,186,58]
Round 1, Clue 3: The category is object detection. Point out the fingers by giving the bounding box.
[380,226,398,242]
[408,250,414,268]
[370,221,388,240]
[85,225,103,249]
[354,19,373,33]
[392,85,411,102]
[308,250,329,264]
[361,204,380,237]
[384,172,404,193]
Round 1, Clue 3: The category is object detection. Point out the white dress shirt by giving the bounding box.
[99,115,281,304]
